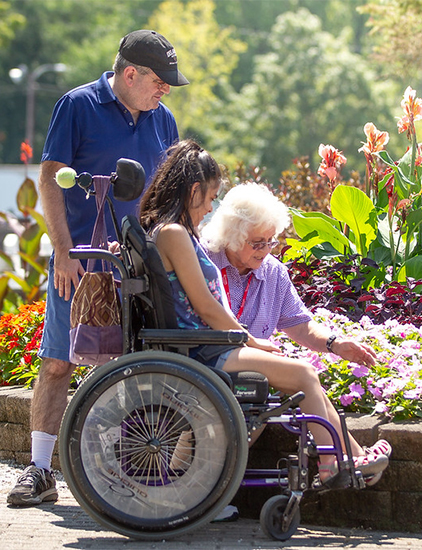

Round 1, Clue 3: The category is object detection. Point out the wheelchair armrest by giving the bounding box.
[137,329,248,346]
[69,247,129,279]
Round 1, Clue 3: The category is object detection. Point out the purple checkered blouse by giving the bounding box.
[204,247,312,339]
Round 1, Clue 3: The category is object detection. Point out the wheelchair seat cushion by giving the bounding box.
[229,371,269,403]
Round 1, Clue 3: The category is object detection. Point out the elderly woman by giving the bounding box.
[201,181,391,459]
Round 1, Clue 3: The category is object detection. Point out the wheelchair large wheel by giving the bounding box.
[59,351,248,540]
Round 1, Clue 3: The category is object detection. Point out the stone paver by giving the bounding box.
[1,460,422,550]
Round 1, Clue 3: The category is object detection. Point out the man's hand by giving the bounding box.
[53,250,85,301]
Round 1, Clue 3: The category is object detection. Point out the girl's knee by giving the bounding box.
[297,361,321,387]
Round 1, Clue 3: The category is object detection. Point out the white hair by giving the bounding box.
[201,182,290,252]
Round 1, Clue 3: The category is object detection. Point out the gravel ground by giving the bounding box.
[3,459,422,550]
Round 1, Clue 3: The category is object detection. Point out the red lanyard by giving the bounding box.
[221,267,252,320]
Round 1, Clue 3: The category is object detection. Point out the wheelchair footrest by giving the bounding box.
[229,371,269,403]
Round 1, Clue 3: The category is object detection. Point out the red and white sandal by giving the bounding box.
[364,439,392,458]
[353,452,389,476]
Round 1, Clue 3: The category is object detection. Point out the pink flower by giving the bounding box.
[404,389,421,399]
[352,365,369,378]
[397,86,422,138]
[340,394,354,407]
[317,144,347,184]
[349,382,365,398]
[358,122,389,156]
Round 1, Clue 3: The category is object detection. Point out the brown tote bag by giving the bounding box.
[69,176,123,366]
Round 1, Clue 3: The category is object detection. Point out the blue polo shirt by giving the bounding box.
[41,71,179,246]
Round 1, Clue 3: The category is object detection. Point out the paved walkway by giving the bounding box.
[2,460,422,550]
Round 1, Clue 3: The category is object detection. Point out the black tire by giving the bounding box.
[59,351,248,540]
[259,494,301,541]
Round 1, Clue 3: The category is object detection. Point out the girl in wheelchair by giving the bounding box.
[138,138,390,490]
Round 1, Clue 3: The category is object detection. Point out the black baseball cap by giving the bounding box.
[119,29,189,87]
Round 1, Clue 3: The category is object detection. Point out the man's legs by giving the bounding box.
[32,357,74,436]
[7,357,74,506]
[31,357,75,466]
[8,255,76,506]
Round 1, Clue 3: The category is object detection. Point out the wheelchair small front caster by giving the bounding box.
[259,494,301,541]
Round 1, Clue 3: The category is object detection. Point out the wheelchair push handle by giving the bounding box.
[55,158,146,201]
[56,158,146,268]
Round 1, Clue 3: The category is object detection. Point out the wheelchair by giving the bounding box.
[58,159,366,542]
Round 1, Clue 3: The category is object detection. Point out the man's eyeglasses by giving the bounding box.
[145,73,168,91]
[246,240,279,251]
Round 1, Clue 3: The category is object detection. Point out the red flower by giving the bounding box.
[7,338,19,350]
[20,141,33,164]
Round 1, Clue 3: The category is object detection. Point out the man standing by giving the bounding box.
[7,29,188,506]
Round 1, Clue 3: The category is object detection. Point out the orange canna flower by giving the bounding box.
[317,144,347,183]
[20,141,33,164]
[358,123,389,156]
[397,86,422,137]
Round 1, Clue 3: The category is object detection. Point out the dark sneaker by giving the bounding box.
[7,463,58,506]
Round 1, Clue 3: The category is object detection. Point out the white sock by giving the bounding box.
[31,431,57,472]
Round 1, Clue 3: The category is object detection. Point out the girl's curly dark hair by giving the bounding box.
[139,139,222,236]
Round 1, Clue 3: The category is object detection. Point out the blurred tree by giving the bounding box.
[0,0,157,163]
[217,8,400,185]
[213,0,371,91]
[0,0,24,48]
[0,0,25,161]
[148,0,246,144]
[0,0,402,185]
[359,0,422,87]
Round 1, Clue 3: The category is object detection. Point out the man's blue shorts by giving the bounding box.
[38,255,75,362]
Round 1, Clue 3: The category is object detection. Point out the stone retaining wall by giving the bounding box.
[1,385,421,532]
[0,386,63,470]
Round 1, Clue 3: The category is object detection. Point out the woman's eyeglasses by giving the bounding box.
[246,240,279,251]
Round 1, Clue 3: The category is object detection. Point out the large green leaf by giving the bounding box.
[17,177,38,216]
[376,150,419,199]
[397,256,422,283]
[20,223,42,258]
[330,185,377,257]
[25,207,48,235]
[4,271,32,293]
[289,208,343,231]
[0,275,9,312]
[292,211,353,254]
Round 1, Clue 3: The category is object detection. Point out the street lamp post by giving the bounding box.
[9,63,67,161]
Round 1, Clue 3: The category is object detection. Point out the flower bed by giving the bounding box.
[0,301,88,388]
[1,301,422,422]
[273,308,422,421]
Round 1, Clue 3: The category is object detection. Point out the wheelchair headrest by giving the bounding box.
[110,158,145,202]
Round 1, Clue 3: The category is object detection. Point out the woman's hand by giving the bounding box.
[331,339,377,367]
[247,335,280,353]
[108,241,120,254]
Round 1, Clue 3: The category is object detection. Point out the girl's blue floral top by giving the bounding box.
[167,234,225,329]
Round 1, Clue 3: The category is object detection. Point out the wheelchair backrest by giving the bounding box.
[121,214,179,330]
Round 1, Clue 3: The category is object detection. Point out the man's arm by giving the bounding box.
[38,160,85,301]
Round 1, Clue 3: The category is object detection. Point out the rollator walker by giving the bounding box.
[58,159,366,542]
